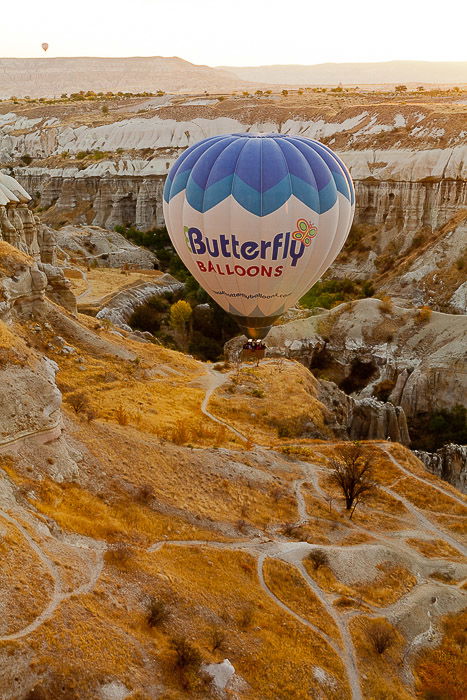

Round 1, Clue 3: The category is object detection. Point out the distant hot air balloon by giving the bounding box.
[163,133,355,339]
[41,43,49,53]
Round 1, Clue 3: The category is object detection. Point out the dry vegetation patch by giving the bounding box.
[406,538,467,561]
[209,361,329,444]
[138,545,350,698]
[349,615,411,700]
[414,610,467,700]
[0,521,54,636]
[263,558,341,640]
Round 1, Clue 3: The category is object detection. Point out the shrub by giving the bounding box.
[378,295,393,314]
[115,405,129,426]
[20,154,33,165]
[104,543,133,568]
[67,391,90,414]
[170,637,202,669]
[307,549,329,570]
[102,105,109,114]
[239,602,255,629]
[211,627,226,652]
[147,597,167,627]
[365,619,395,653]
[136,483,154,505]
[415,305,432,324]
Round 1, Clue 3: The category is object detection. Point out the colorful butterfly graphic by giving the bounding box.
[292,219,318,246]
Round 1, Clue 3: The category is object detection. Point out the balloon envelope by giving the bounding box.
[41,43,49,52]
[163,133,354,338]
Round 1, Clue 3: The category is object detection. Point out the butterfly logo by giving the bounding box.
[292,219,318,246]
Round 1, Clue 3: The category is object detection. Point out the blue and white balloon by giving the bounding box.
[163,133,354,338]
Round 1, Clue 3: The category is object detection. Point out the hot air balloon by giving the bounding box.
[163,133,354,339]
[41,43,49,52]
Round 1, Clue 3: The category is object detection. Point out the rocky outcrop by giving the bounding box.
[0,260,48,323]
[225,334,410,444]
[0,173,76,313]
[413,444,467,493]
[54,224,158,268]
[96,273,183,331]
[264,299,467,421]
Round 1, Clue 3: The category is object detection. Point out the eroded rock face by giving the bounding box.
[224,334,410,444]
[265,299,467,420]
[413,444,467,493]
[0,174,76,314]
[95,273,183,330]
[54,224,158,269]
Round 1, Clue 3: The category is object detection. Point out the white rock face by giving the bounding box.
[96,273,183,330]
[55,225,158,268]
[202,658,236,691]
[2,111,466,179]
[449,281,467,313]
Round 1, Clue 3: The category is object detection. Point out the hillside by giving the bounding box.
[0,172,466,699]
[0,56,253,98]
[1,248,466,700]
[219,60,467,87]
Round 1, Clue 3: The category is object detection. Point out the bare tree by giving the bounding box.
[329,442,374,518]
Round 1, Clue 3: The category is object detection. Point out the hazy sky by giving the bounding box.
[2,0,466,66]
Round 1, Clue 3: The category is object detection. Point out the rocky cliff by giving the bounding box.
[2,94,464,310]
[0,173,77,314]
[414,444,467,493]
[262,297,466,430]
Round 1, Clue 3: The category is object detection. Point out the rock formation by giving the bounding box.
[95,273,183,330]
[264,299,467,421]
[413,444,467,493]
[0,173,76,314]
[55,224,158,269]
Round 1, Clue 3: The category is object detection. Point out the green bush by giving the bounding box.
[409,404,467,451]
[300,278,373,309]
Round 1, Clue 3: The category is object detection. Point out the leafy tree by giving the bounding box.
[395,84,407,92]
[282,89,289,96]
[170,300,192,350]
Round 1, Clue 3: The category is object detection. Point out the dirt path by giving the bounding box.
[382,446,467,508]
[200,365,249,442]
[0,508,104,641]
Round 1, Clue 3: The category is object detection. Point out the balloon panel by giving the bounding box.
[163,133,354,325]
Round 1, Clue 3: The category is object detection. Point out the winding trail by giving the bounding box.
[2,359,465,700]
[0,508,104,641]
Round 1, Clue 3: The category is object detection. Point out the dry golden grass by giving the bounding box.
[136,545,351,698]
[338,532,376,546]
[0,241,32,274]
[263,558,341,641]
[30,477,227,545]
[349,615,412,700]
[0,521,54,634]
[406,537,467,561]
[303,560,356,599]
[433,513,467,535]
[414,610,467,700]
[352,563,417,607]
[394,476,466,515]
[53,337,242,449]
[209,361,330,445]
[69,266,163,303]
[303,558,416,608]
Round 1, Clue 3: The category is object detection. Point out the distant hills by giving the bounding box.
[0,56,251,98]
[219,60,467,86]
[1,57,466,98]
